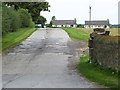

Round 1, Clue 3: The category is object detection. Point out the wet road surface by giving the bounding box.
[2,28,102,88]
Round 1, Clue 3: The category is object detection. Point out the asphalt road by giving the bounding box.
[2,28,102,88]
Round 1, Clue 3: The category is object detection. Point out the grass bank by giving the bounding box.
[63,28,119,89]
[63,28,89,42]
[78,55,119,90]
[2,28,36,52]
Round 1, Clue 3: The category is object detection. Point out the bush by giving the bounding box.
[29,18,35,28]
[2,5,35,35]
[8,7,21,32]
[2,5,20,34]
[2,5,11,34]
[18,9,34,28]
[77,24,84,28]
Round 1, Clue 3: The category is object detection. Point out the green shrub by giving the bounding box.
[8,7,21,32]
[2,4,35,35]
[2,5,10,34]
[29,19,35,28]
[18,9,33,28]
[2,5,20,34]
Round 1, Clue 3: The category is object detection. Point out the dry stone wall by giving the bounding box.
[89,35,120,71]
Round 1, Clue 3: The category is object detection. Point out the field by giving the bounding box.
[75,28,119,36]
[64,28,119,42]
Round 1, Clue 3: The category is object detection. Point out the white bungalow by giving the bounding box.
[84,19,110,28]
[52,20,77,28]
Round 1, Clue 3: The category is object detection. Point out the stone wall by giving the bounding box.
[89,35,120,71]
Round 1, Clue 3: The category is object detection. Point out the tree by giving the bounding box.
[77,24,84,28]
[18,8,32,28]
[74,18,77,24]
[49,21,53,27]
[52,16,56,21]
[3,2,50,22]
[36,16,46,28]
[49,16,56,27]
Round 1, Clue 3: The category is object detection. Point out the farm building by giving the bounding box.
[84,19,110,28]
[52,20,77,27]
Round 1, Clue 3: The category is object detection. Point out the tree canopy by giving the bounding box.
[3,2,50,22]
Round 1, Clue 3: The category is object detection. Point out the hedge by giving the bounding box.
[2,4,35,35]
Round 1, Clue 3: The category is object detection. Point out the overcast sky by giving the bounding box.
[41,0,119,24]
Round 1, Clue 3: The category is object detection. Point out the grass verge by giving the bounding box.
[63,28,89,42]
[77,55,119,90]
[2,28,36,52]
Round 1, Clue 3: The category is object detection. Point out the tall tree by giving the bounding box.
[36,16,46,28]
[3,2,50,22]
[52,16,56,21]
[74,18,77,24]
[49,16,56,27]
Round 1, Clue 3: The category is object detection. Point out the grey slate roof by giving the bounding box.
[52,20,76,25]
[85,20,110,25]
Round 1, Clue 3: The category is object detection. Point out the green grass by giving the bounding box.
[63,28,90,42]
[64,28,119,40]
[1,28,36,52]
[78,55,119,90]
